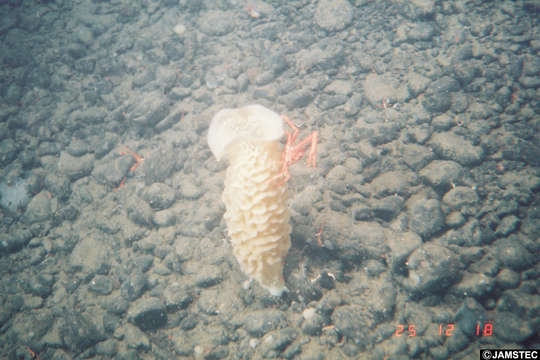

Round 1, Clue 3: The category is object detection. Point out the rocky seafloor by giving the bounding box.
[0,0,539,359]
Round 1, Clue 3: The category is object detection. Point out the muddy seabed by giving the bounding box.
[0,0,538,359]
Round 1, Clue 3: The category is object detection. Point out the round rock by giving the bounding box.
[315,0,354,32]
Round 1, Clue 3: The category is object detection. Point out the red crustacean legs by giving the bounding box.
[272,115,318,185]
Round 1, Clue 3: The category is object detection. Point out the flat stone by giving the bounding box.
[58,152,95,180]
[243,309,286,337]
[314,0,354,32]
[128,297,167,331]
[430,132,484,165]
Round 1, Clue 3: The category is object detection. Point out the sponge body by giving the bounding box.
[208,105,290,295]
[223,140,290,295]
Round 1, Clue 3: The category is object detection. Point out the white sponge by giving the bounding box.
[208,104,291,296]
[207,104,284,161]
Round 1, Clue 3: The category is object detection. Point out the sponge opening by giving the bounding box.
[208,104,284,161]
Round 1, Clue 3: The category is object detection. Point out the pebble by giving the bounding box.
[369,170,418,197]
[153,209,176,227]
[442,186,479,214]
[401,243,461,295]
[24,190,54,224]
[314,0,354,32]
[407,197,444,237]
[198,10,234,36]
[431,132,485,166]
[128,297,167,331]
[58,152,95,180]
[88,275,113,295]
[162,283,193,312]
[420,160,463,193]
[140,183,176,210]
[60,311,106,354]
[331,305,374,350]
[120,271,147,301]
[495,238,535,271]
[493,311,534,343]
[242,310,286,337]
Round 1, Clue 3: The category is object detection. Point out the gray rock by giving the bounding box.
[126,197,154,227]
[401,243,461,295]
[354,120,402,146]
[198,10,234,36]
[301,309,326,336]
[493,311,534,343]
[345,272,396,320]
[325,216,388,261]
[371,195,404,221]
[254,70,277,86]
[369,170,418,198]
[439,219,491,247]
[430,132,484,166]
[153,209,176,227]
[495,238,535,271]
[130,92,170,128]
[121,272,147,301]
[92,155,133,187]
[70,235,111,274]
[259,327,298,357]
[28,273,55,298]
[60,312,106,355]
[141,183,175,210]
[453,63,481,86]
[58,152,95,180]
[72,107,108,125]
[422,76,459,113]
[432,113,455,131]
[141,145,182,185]
[401,143,434,170]
[45,173,71,200]
[420,160,464,192]
[66,139,91,156]
[243,309,286,337]
[403,0,435,18]
[407,22,437,41]
[446,211,466,228]
[132,68,156,88]
[296,42,344,74]
[315,0,353,32]
[281,89,314,109]
[386,232,422,274]
[495,215,520,236]
[101,294,130,315]
[89,275,113,295]
[501,137,540,166]
[194,264,223,288]
[197,288,221,315]
[519,75,540,88]
[163,283,193,312]
[317,94,348,110]
[332,305,375,350]
[96,339,117,356]
[24,191,53,224]
[128,297,167,331]
[442,186,479,215]
[495,269,520,290]
[0,227,32,254]
[162,39,185,61]
[408,198,444,237]
[454,272,494,299]
[123,323,150,350]
[363,73,403,107]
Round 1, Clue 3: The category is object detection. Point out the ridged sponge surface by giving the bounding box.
[222,140,291,295]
